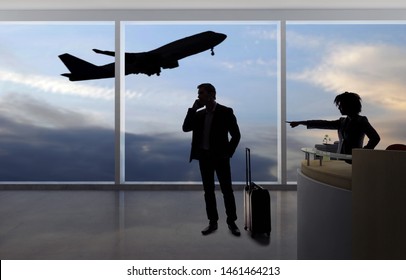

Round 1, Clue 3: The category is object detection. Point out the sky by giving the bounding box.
[0,21,404,182]
[286,23,406,180]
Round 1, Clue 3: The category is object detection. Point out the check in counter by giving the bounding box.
[352,149,406,259]
[297,158,352,260]
[297,148,406,260]
[301,159,352,190]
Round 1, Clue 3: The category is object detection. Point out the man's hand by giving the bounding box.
[192,99,204,110]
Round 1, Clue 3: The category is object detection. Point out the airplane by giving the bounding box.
[59,31,227,81]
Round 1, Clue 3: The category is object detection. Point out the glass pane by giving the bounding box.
[287,23,406,181]
[0,22,115,181]
[124,23,278,183]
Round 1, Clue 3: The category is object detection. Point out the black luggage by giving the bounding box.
[244,148,271,236]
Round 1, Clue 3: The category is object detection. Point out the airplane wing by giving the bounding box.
[93,49,115,57]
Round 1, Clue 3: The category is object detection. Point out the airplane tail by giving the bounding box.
[59,53,112,81]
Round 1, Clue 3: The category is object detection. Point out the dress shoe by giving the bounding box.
[201,223,218,235]
[228,222,241,236]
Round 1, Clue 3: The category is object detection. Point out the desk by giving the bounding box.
[301,147,352,166]
[298,147,353,260]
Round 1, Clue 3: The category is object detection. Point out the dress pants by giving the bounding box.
[198,150,237,224]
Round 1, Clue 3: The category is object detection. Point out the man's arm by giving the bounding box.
[182,108,197,132]
[227,108,241,158]
[182,100,203,132]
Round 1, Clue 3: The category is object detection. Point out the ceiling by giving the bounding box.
[1,0,406,10]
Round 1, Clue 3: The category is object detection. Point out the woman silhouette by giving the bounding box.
[288,91,380,155]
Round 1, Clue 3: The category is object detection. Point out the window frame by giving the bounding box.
[1,9,405,187]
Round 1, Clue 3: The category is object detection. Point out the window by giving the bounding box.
[286,22,406,181]
[0,10,405,186]
[0,22,115,181]
[124,22,278,183]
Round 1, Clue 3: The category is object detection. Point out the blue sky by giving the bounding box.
[0,22,404,182]
[0,22,277,182]
[286,23,406,180]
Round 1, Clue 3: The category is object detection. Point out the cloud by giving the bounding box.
[0,73,279,182]
[0,92,109,129]
[219,58,276,77]
[0,122,115,182]
[0,109,278,182]
[291,43,406,110]
[246,28,277,41]
[372,115,406,149]
[286,29,324,50]
[0,69,141,100]
[0,116,197,182]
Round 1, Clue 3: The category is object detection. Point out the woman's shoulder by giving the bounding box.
[357,115,369,121]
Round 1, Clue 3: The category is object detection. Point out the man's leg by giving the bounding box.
[216,158,237,225]
[199,156,219,224]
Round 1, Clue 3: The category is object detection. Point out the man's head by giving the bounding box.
[197,83,216,105]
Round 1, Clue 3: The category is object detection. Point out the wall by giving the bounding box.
[1,0,406,10]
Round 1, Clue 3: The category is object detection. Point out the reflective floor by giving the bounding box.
[0,190,297,260]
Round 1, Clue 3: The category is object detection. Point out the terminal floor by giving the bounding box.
[0,190,297,260]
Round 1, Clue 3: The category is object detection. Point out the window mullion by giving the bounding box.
[277,20,287,185]
[115,21,125,185]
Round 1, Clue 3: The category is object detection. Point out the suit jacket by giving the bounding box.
[182,103,241,162]
[306,115,380,154]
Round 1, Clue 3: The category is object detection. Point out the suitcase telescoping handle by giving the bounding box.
[245,147,251,188]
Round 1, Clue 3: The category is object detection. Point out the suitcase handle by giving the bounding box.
[245,147,251,188]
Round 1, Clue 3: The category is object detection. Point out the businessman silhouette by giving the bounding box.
[182,83,241,236]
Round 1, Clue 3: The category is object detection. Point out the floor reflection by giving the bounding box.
[0,190,297,260]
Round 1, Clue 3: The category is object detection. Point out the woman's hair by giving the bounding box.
[334,91,362,114]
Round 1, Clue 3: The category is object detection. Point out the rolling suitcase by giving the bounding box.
[244,148,271,236]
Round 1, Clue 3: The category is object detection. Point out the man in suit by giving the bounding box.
[182,83,241,236]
